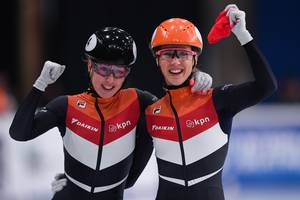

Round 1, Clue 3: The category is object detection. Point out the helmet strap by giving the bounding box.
[192,56,198,69]
[86,60,100,97]
[155,57,159,66]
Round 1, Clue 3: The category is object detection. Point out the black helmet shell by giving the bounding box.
[85,27,137,66]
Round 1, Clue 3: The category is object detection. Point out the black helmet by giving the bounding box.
[84,27,137,66]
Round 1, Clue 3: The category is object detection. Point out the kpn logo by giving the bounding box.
[186,117,210,128]
[109,120,132,133]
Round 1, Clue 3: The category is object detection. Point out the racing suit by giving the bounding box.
[144,41,277,200]
[9,88,155,200]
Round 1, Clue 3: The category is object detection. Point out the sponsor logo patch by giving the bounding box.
[71,118,98,132]
[153,106,161,114]
[221,84,233,91]
[39,107,48,113]
[108,120,132,132]
[185,117,210,128]
[76,100,86,109]
[152,125,174,131]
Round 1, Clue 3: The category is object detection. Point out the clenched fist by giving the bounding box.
[33,61,66,91]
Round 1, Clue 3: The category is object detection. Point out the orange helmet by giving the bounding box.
[150,18,203,52]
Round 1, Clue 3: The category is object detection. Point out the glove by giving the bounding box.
[33,61,65,91]
[207,10,231,44]
[51,173,67,193]
[225,4,253,45]
[190,70,213,95]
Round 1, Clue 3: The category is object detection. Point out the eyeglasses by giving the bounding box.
[92,62,130,79]
[155,48,197,61]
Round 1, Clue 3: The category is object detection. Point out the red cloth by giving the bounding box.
[207,10,231,44]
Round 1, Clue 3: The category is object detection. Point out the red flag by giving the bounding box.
[207,10,232,44]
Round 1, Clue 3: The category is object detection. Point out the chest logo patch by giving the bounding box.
[153,106,161,114]
[108,120,132,133]
[186,117,210,128]
[71,118,98,132]
[76,100,86,109]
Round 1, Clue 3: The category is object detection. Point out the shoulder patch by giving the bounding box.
[153,106,161,114]
[76,100,86,109]
[221,84,233,91]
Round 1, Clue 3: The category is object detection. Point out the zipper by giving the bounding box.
[167,91,188,189]
[90,99,105,196]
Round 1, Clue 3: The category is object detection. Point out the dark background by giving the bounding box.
[1,1,300,199]
[2,0,300,104]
